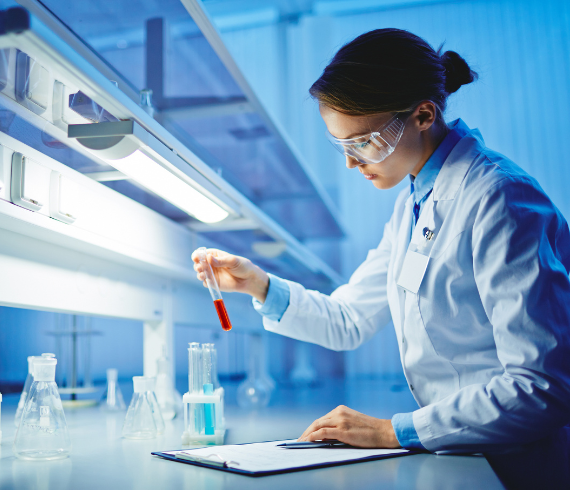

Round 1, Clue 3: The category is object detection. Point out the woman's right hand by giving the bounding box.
[192,248,270,303]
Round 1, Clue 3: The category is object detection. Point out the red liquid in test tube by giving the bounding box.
[214,299,232,331]
[197,247,233,332]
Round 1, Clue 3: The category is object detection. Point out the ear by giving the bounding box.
[411,101,438,131]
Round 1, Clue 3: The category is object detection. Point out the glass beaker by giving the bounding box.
[13,357,71,460]
[122,377,157,439]
[101,368,126,411]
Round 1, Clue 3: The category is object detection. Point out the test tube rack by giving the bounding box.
[181,387,226,446]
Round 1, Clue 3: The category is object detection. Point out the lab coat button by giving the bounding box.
[410,384,414,391]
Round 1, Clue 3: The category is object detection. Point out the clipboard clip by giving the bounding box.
[175,452,240,468]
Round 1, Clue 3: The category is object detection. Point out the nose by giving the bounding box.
[345,155,360,169]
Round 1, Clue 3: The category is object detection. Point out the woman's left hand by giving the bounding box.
[297,405,401,449]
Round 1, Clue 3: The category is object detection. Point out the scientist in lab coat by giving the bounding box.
[193,29,570,457]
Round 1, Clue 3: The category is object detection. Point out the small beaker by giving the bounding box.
[13,357,71,460]
[101,368,126,411]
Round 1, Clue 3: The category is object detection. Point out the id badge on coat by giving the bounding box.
[397,229,434,294]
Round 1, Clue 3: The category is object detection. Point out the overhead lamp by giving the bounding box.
[68,120,232,223]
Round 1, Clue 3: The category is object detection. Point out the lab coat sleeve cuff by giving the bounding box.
[252,273,290,322]
[392,412,426,450]
[412,407,436,452]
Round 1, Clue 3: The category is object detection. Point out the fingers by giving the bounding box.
[298,406,354,441]
[192,248,222,263]
[192,248,237,268]
[304,427,340,442]
[208,251,240,269]
[298,416,334,441]
[193,261,205,280]
[298,407,396,449]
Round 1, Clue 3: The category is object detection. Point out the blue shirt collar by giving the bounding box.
[410,119,468,202]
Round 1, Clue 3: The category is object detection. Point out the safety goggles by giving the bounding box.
[326,114,406,165]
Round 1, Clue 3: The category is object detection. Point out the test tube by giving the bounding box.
[204,343,220,390]
[188,342,202,395]
[202,344,212,387]
[202,344,215,436]
[196,247,232,331]
[188,343,204,435]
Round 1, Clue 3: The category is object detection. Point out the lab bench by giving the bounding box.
[0,381,505,490]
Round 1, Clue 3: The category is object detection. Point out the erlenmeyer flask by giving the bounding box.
[122,377,157,439]
[146,377,165,435]
[13,357,71,460]
[15,356,37,427]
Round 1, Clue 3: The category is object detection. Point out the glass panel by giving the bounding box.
[38,0,342,240]
[40,0,243,98]
[167,112,314,200]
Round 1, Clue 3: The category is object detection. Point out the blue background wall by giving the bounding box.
[1,0,568,388]
[218,0,570,378]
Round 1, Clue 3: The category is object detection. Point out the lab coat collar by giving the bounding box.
[433,119,485,202]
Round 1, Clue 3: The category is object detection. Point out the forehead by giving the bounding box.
[319,105,392,139]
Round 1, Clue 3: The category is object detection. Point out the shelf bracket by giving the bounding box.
[10,152,43,211]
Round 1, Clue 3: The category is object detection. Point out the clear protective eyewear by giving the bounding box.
[326,113,406,165]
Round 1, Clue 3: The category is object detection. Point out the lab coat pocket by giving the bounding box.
[416,229,480,363]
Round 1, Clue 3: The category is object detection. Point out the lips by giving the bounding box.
[362,173,377,180]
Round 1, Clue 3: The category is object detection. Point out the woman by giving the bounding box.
[193,29,570,455]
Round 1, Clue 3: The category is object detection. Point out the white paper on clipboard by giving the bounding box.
[161,440,410,473]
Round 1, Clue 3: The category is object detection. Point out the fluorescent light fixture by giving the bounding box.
[110,149,228,223]
[68,120,233,223]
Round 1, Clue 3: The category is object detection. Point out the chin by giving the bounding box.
[373,178,398,190]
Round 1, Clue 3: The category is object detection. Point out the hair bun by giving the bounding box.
[441,50,478,94]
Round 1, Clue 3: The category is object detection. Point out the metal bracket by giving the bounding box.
[49,170,76,224]
[10,151,43,211]
[145,17,252,119]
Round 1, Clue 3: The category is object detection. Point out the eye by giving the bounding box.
[353,140,369,150]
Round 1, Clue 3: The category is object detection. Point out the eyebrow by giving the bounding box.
[344,130,371,139]
[333,113,400,139]
[332,129,371,140]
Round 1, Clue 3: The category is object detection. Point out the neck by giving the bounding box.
[410,122,450,177]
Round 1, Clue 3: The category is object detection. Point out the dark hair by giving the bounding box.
[309,28,478,118]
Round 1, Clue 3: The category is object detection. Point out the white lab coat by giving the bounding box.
[263,121,570,452]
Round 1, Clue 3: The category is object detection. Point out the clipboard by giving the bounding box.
[151,439,417,477]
